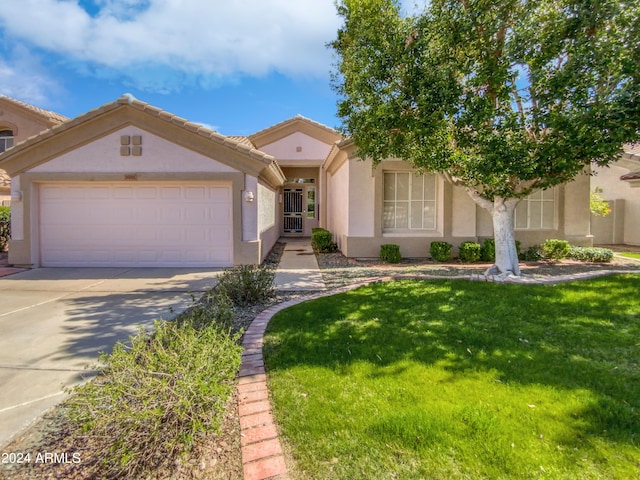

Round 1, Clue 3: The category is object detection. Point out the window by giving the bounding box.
[383,172,436,230]
[515,188,556,230]
[0,130,13,153]
[307,187,316,219]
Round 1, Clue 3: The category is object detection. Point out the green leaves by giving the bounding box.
[331,0,640,201]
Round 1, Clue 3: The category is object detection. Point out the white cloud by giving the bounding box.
[0,43,61,105]
[0,0,341,82]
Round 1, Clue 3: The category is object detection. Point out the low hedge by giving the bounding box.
[458,241,481,263]
[430,241,452,262]
[567,246,614,263]
[0,206,9,252]
[311,228,338,253]
[541,239,571,261]
[380,244,401,263]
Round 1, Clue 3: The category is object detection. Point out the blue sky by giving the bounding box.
[0,0,348,136]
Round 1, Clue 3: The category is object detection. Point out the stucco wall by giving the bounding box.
[243,176,259,242]
[592,162,640,245]
[348,159,376,236]
[0,108,56,143]
[451,186,477,237]
[326,160,350,250]
[258,182,280,262]
[30,127,238,174]
[259,132,333,162]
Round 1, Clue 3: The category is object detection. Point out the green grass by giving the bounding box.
[618,252,640,260]
[263,275,640,479]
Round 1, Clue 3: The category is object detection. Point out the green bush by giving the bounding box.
[216,264,275,307]
[521,244,543,261]
[480,239,496,262]
[567,246,614,263]
[430,241,453,262]
[541,239,571,261]
[67,317,242,479]
[0,206,10,252]
[311,228,338,253]
[380,244,401,263]
[458,241,481,263]
[480,239,521,262]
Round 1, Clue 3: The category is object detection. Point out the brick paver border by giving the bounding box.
[237,269,637,480]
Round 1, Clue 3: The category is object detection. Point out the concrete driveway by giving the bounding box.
[0,267,221,448]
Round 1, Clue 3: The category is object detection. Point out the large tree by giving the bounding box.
[331,0,640,277]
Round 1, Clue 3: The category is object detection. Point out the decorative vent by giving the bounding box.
[120,135,142,156]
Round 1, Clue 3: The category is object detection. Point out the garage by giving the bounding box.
[39,183,232,267]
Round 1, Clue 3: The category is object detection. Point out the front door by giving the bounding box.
[283,188,304,234]
[283,185,318,236]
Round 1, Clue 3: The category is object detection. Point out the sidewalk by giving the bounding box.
[273,238,325,291]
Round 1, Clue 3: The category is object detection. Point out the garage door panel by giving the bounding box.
[40,183,233,267]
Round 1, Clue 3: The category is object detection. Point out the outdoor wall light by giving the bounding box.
[11,190,22,202]
[244,191,255,202]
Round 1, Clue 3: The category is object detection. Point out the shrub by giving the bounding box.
[458,241,481,263]
[541,239,571,261]
[430,241,452,262]
[567,246,614,263]
[0,206,9,252]
[380,244,401,263]
[67,317,242,479]
[521,244,543,261]
[480,239,521,262]
[480,239,495,262]
[311,228,338,253]
[216,264,275,307]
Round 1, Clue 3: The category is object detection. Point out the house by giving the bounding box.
[321,139,592,258]
[591,144,640,246]
[0,96,68,206]
[0,95,284,267]
[0,94,594,267]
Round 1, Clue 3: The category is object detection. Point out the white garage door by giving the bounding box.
[39,183,233,267]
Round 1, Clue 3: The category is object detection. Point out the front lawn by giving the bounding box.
[263,275,640,479]
[618,252,640,260]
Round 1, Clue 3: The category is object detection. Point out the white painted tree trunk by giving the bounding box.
[487,197,521,277]
[462,188,521,278]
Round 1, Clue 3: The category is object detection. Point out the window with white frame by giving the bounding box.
[0,130,13,153]
[515,188,556,230]
[383,172,436,230]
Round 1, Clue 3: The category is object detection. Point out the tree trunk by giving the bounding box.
[487,197,521,277]
[463,188,521,279]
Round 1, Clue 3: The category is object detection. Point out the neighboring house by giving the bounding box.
[0,94,594,267]
[0,96,68,206]
[591,144,640,246]
[0,170,10,207]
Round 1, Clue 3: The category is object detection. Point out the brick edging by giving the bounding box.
[236,269,637,479]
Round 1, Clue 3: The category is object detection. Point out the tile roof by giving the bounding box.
[0,95,68,124]
[2,95,277,166]
[227,135,255,147]
[249,114,339,139]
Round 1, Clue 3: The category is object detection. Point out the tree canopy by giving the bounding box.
[331,0,640,276]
